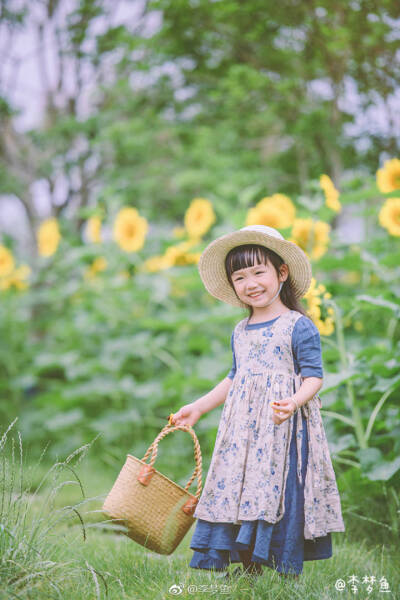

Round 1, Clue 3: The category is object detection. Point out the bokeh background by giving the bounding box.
[1,1,400,598]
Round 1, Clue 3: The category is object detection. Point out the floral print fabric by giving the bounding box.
[190,410,332,575]
[193,309,345,540]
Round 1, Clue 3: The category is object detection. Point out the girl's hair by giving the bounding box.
[224,244,308,319]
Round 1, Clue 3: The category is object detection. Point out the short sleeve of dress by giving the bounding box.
[227,331,237,379]
[292,316,324,378]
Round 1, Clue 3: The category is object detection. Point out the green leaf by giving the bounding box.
[329,433,356,454]
[357,448,400,481]
[320,369,359,393]
[356,295,400,316]
[371,373,400,393]
[46,409,84,431]
[357,447,382,470]
[365,457,400,481]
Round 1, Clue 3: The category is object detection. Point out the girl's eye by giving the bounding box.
[234,270,264,281]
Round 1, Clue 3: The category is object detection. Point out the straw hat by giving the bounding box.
[198,224,312,309]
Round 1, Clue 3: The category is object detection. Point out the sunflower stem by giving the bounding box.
[333,300,367,449]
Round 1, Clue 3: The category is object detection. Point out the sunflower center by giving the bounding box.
[124,224,136,236]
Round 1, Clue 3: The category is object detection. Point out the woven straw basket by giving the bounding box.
[102,419,203,555]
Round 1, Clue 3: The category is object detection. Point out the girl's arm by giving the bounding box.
[292,376,323,409]
[193,376,233,416]
[271,376,323,424]
[170,377,233,427]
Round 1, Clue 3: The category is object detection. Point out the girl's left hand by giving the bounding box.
[271,397,297,425]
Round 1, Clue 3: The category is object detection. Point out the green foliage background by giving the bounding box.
[1,0,400,565]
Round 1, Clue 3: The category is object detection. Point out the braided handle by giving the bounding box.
[140,422,203,500]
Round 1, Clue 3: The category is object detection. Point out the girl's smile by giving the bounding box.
[231,261,287,308]
[247,291,265,300]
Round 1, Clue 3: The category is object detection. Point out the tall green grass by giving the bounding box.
[0,418,107,599]
[1,419,399,599]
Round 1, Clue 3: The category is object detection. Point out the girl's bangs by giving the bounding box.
[225,245,268,277]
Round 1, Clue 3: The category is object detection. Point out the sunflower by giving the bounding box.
[37,218,61,257]
[164,241,200,266]
[376,158,400,193]
[290,218,330,260]
[87,216,102,243]
[92,257,107,272]
[141,238,200,273]
[319,174,341,213]
[184,198,216,239]
[0,264,31,291]
[142,255,172,273]
[246,194,296,229]
[246,205,283,229]
[0,245,15,277]
[304,277,323,308]
[303,277,334,336]
[84,257,108,280]
[316,317,334,336]
[313,221,331,259]
[113,207,149,252]
[378,198,400,236]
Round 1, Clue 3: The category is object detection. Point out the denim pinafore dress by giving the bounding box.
[189,309,345,575]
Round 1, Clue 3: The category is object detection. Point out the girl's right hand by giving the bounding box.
[169,403,202,427]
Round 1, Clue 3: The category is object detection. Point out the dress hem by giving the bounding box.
[304,553,332,562]
[192,515,282,525]
[192,516,345,540]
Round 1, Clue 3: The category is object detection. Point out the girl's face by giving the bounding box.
[231,258,288,307]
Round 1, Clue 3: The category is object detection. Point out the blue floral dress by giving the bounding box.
[189,309,345,576]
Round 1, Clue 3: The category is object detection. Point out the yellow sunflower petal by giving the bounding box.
[184,198,216,239]
[378,197,400,237]
[87,216,102,243]
[376,158,400,194]
[113,207,149,252]
[37,218,61,257]
[319,174,341,213]
[0,245,15,277]
[247,194,296,229]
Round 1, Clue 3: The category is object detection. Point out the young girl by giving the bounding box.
[170,224,345,580]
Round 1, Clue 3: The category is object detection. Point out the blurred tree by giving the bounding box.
[0,0,399,254]
[143,0,400,185]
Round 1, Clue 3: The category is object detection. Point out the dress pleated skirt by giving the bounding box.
[189,410,333,576]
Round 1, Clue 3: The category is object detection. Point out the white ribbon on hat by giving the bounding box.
[240,225,285,240]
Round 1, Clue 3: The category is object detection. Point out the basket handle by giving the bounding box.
[138,422,203,514]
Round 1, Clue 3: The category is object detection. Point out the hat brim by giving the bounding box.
[198,229,312,308]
